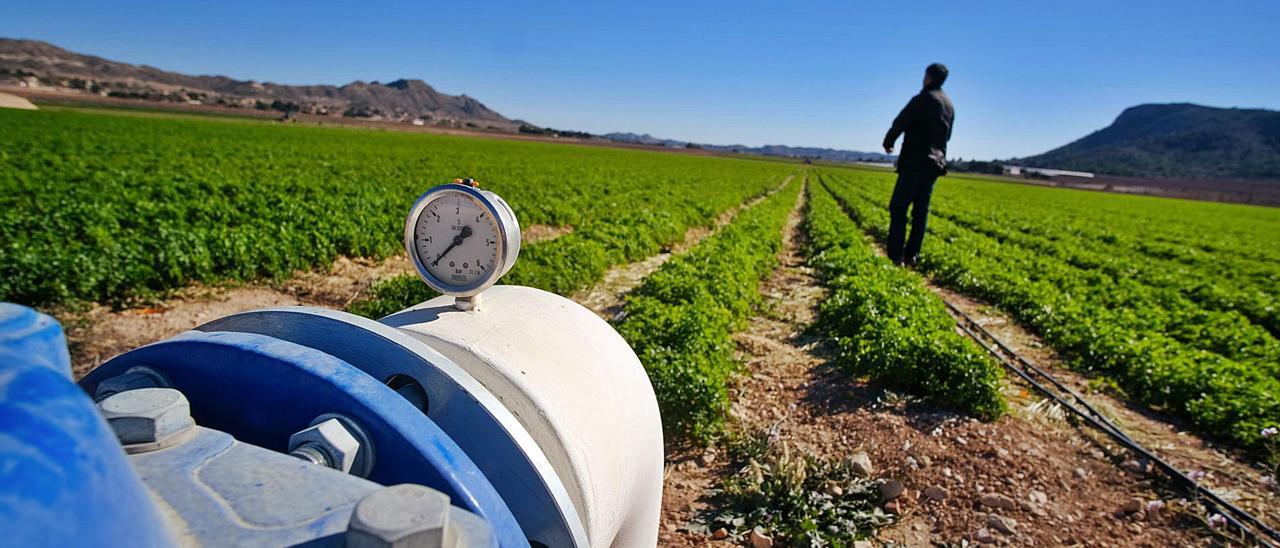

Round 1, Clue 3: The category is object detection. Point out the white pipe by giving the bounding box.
[387,286,663,547]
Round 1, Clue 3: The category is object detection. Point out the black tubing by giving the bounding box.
[945,302,1280,547]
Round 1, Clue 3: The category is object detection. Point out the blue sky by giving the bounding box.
[4,1,1278,159]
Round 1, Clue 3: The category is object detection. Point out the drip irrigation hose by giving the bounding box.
[944,301,1280,547]
[815,179,1278,544]
[945,302,1133,443]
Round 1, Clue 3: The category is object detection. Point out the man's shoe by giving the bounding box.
[905,255,920,267]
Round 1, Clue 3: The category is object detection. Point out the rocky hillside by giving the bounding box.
[0,38,517,128]
[1018,103,1280,179]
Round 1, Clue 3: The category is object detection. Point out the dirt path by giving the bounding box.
[657,183,1219,546]
[573,175,795,320]
[59,226,569,377]
[656,177,810,547]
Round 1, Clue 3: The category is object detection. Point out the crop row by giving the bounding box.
[805,179,1005,419]
[350,173,793,317]
[616,179,802,440]
[819,168,1280,448]
[821,171,1280,376]
[0,108,791,307]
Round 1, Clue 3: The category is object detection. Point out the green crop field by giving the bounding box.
[816,167,1280,448]
[3,106,1278,451]
[0,107,791,307]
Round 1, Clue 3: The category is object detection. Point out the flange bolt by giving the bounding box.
[97,387,194,452]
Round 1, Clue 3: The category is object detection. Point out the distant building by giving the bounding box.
[1002,165,1095,179]
[412,119,426,126]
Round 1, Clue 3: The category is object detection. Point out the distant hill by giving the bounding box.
[603,132,893,163]
[1018,103,1280,179]
[0,38,518,129]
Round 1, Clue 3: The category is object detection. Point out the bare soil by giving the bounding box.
[57,255,414,377]
[931,286,1280,537]
[58,225,571,377]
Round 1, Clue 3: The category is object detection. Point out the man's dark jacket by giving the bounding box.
[883,83,954,174]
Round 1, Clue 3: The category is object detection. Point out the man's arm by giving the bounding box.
[883,94,924,153]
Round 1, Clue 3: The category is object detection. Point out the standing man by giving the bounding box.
[882,63,954,266]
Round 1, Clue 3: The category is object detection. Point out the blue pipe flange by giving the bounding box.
[0,302,72,376]
[194,307,587,548]
[0,304,176,547]
[78,329,526,548]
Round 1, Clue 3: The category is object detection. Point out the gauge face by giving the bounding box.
[411,191,502,291]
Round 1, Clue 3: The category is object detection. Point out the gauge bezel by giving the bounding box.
[403,184,520,297]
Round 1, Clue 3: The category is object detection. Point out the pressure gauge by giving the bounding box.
[404,181,521,303]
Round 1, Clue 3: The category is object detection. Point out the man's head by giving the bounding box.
[923,63,948,88]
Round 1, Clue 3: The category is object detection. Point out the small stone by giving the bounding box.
[848,452,874,477]
[918,455,933,468]
[1074,467,1088,480]
[711,528,729,540]
[1121,498,1143,514]
[975,527,997,544]
[925,486,948,501]
[884,500,903,514]
[880,479,905,501]
[853,541,873,548]
[1028,490,1048,505]
[749,529,773,548]
[825,484,844,497]
[979,493,1017,511]
[701,451,716,465]
[987,514,1018,535]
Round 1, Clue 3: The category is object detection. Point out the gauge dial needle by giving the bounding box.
[432,226,472,266]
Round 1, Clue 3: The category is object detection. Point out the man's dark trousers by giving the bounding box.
[887,169,939,263]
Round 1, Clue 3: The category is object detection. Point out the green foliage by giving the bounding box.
[819,167,1280,449]
[687,430,892,545]
[617,181,801,440]
[347,275,438,319]
[0,107,791,308]
[806,180,1006,419]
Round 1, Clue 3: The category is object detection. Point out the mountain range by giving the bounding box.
[1017,103,1280,180]
[602,132,893,162]
[0,38,518,129]
[4,38,1276,179]
[0,38,892,163]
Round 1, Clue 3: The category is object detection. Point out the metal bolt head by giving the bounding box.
[97,387,194,447]
[347,484,452,548]
[289,418,360,474]
[94,366,170,402]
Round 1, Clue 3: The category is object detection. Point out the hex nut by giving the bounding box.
[97,388,194,450]
[94,366,170,402]
[347,484,452,548]
[289,418,361,474]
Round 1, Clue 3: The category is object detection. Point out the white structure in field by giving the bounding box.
[1002,165,1095,178]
